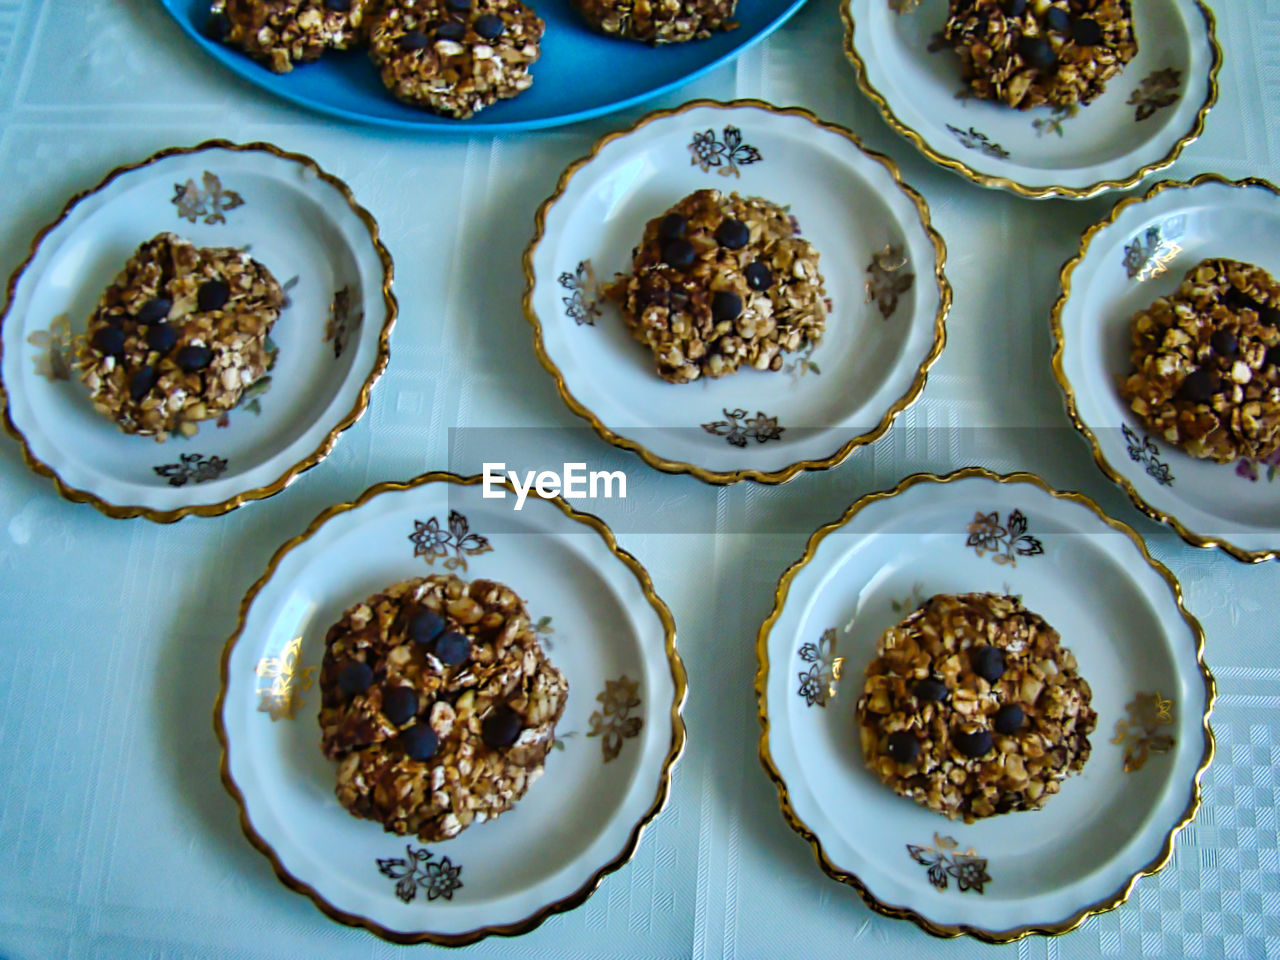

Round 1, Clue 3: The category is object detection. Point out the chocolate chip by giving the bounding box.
[383,686,418,726]
[401,724,439,761]
[971,645,1004,682]
[1177,369,1221,404]
[196,279,230,312]
[136,297,172,324]
[474,14,505,39]
[1046,7,1071,32]
[129,365,157,401]
[204,11,230,41]
[434,21,465,41]
[175,345,213,372]
[953,728,994,757]
[658,212,687,241]
[146,322,179,354]
[912,678,948,703]
[714,218,750,250]
[711,291,742,324]
[1005,0,1027,14]
[398,29,430,50]
[1210,328,1239,356]
[481,705,522,748]
[887,730,919,763]
[994,704,1026,735]
[669,289,690,309]
[1261,306,1280,327]
[447,0,472,11]
[338,660,374,696]
[324,0,352,10]
[1224,286,1261,314]
[1070,16,1101,45]
[744,262,773,291]
[92,326,126,358]
[433,631,471,666]
[408,608,445,646]
[661,238,696,270]
[1018,35,1057,72]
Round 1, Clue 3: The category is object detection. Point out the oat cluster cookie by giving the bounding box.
[572,0,737,44]
[206,0,376,73]
[1121,259,1280,463]
[604,189,828,384]
[943,0,1137,110]
[368,0,544,118]
[855,593,1096,823]
[77,233,283,442]
[319,574,568,842]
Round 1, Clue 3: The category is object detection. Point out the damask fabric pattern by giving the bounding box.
[0,1,1279,959]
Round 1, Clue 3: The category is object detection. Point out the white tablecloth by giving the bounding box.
[1,1,1277,958]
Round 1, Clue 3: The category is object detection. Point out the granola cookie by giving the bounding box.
[572,0,738,44]
[1121,259,1280,463]
[205,0,377,73]
[319,574,569,842]
[604,189,828,384]
[77,233,283,442]
[368,0,543,118]
[943,0,1138,110]
[855,593,1096,823]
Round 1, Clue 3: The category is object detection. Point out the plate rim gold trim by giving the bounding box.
[839,0,1222,200]
[754,466,1216,942]
[213,470,688,946]
[0,138,397,523]
[521,97,950,485]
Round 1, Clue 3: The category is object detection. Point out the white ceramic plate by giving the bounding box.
[217,473,686,945]
[523,99,949,484]
[757,469,1213,941]
[1053,175,1280,563]
[1,141,395,521]
[841,0,1220,199]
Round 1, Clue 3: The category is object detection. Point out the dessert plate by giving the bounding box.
[160,0,809,132]
[216,472,685,945]
[756,468,1213,941]
[841,0,1219,199]
[1053,175,1280,563]
[0,140,395,522]
[523,99,949,484]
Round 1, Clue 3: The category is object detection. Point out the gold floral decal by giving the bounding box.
[408,510,493,572]
[1235,447,1280,484]
[889,0,920,12]
[172,170,244,225]
[1122,217,1185,281]
[559,260,602,326]
[784,340,821,378]
[1032,103,1078,138]
[153,453,228,487]
[798,628,844,708]
[587,675,643,762]
[702,408,784,447]
[27,312,79,381]
[945,124,1010,160]
[377,846,463,904]
[866,244,915,319]
[907,834,991,894]
[533,614,556,649]
[965,509,1044,566]
[890,584,926,614]
[689,125,762,178]
[1123,424,1174,487]
[324,285,361,360]
[254,637,317,721]
[1129,68,1182,122]
[1112,691,1175,772]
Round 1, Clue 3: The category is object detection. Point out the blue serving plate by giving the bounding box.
[161,0,809,131]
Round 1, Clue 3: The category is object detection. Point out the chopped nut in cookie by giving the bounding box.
[207,0,377,74]
[572,0,739,44]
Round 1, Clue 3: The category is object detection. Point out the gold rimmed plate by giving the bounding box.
[0,140,395,521]
[841,0,1219,199]
[216,472,686,945]
[756,468,1213,941]
[522,99,949,485]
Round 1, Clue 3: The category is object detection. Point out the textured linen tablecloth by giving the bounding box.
[0,1,1277,958]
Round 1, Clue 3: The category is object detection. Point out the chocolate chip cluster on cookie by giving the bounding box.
[604,189,828,384]
[942,0,1137,110]
[572,0,738,44]
[855,593,1096,823]
[77,233,283,441]
[319,574,568,842]
[206,0,377,73]
[1121,258,1280,463]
